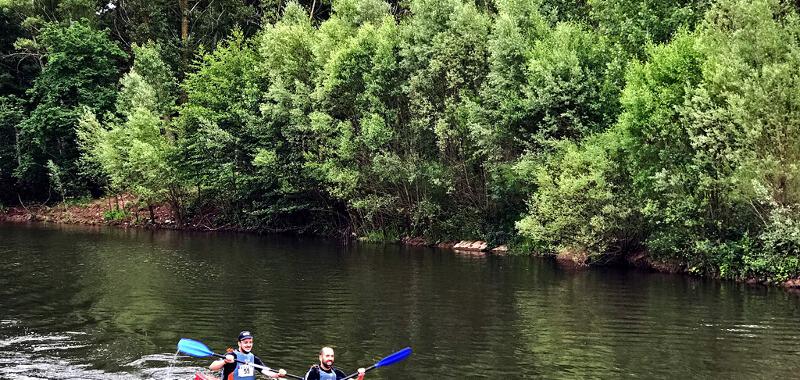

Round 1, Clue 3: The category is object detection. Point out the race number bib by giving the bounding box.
[238,363,255,377]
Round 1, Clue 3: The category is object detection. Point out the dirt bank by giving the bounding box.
[2,195,211,230]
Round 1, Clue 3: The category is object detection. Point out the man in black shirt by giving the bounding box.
[303,347,365,380]
[209,330,286,380]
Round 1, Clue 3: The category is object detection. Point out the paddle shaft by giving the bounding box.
[211,353,304,380]
[340,364,376,380]
[339,347,412,380]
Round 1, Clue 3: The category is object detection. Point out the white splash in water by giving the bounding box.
[0,330,202,379]
[0,334,71,348]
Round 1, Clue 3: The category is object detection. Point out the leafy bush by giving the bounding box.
[103,208,128,221]
[615,0,800,279]
[515,131,635,258]
[16,21,126,198]
[746,206,800,282]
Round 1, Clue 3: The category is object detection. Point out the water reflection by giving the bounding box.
[0,223,799,379]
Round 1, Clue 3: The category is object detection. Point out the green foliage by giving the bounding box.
[397,0,493,238]
[55,0,98,22]
[472,0,547,153]
[588,0,712,58]
[0,6,39,96]
[617,31,707,260]
[45,159,65,200]
[78,41,184,223]
[523,22,624,146]
[176,29,262,208]
[615,0,800,279]
[103,207,128,221]
[515,131,635,257]
[537,0,590,25]
[749,205,800,281]
[0,95,23,203]
[16,21,125,199]
[307,11,411,236]
[472,5,625,243]
[178,25,300,228]
[128,42,177,116]
[94,0,266,70]
[358,227,403,243]
[245,3,342,232]
[332,0,390,27]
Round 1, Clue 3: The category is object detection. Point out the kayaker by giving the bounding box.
[303,346,365,380]
[209,331,287,379]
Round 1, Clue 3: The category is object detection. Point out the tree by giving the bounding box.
[94,0,265,72]
[305,0,409,238]
[16,20,126,200]
[78,42,183,223]
[515,130,637,259]
[247,2,340,233]
[396,0,493,238]
[469,0,624,244]
[588,0,712,59]
[174,29,264,225]
[616,0,800,280]
[0,6,40,97]
[0,95,24,204]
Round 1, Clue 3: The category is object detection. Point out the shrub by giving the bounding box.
[103,208,128,221]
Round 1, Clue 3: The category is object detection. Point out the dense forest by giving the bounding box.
[1,0,799,282]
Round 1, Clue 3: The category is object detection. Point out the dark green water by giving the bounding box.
[1,223,799,379]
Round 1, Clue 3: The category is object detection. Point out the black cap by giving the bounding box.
[238,331,254,341]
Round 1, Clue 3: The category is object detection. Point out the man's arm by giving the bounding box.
[304,366,319,380]
[334,367,364,380]
[261,368,286,378]
[210,353,236,371]
[254,356,286,378]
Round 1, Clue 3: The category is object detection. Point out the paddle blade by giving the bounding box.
[375,347,412,368]
[178,338,214,358]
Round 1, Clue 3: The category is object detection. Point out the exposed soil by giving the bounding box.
[555,248,591,269]
[2,195,210,230]
[624,250,686,273]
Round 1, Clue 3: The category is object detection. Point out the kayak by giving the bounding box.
[194,372,219,380]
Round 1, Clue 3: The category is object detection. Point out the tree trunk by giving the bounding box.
[168,187,184,227]
[14,126,21,168]
[169,198,183,227]
[179,0,189,68]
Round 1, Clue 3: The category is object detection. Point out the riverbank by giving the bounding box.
[1,195,179,228]
[0,195,261,232]
[2,196,799,290]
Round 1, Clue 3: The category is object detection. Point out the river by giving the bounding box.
[1,223,799,379]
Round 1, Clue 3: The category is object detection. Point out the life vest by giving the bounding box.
[230,350,257,380]
[314,366,341,380]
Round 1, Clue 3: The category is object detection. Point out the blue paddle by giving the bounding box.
[340,347,413,380]
[177,338,304,380]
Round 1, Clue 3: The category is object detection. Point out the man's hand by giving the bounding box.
[356,367,366,380]
[262,368,287,378]
[224,354,235,364]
